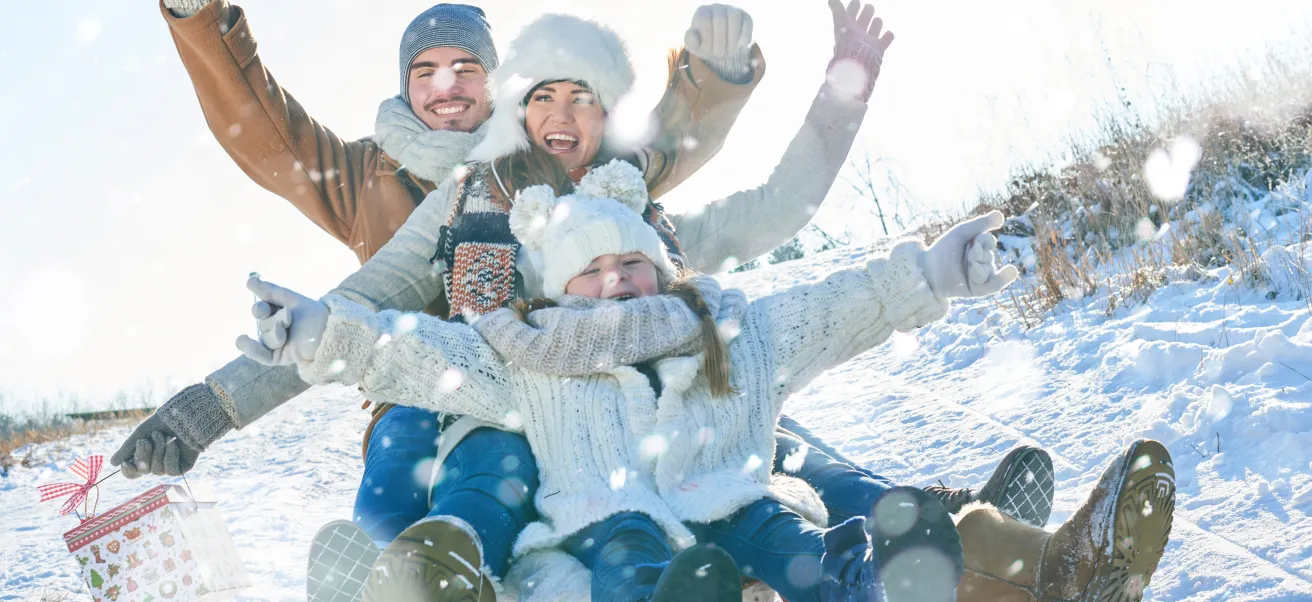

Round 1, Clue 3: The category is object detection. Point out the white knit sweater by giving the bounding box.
[301,240,948,556]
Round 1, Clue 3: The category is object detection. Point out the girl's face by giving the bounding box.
[565,253,659,300]
[523,81,607,171]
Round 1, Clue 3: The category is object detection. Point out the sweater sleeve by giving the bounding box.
[300,295,517,427]
[668,82,867,274]
[739,241,950,400]
[329,176,458,312]
[474,295,703,376]
[200,176,458,430]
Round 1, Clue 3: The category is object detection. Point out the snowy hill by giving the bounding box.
[2,233,1311,600]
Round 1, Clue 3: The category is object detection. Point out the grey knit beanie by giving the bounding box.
[399,4,499,104]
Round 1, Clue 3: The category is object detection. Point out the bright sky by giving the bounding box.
[1,0,1309,410]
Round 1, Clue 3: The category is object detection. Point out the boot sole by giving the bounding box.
[652,544,742,602]
[307,520,380,602]
[984,447,1056,528]
[1086,440,1175,602]
[363,518,495,602]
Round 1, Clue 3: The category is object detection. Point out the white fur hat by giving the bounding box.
[510,160,677,298]
[467,13,635,163]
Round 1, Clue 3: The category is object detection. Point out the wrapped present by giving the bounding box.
[60,483,250,602]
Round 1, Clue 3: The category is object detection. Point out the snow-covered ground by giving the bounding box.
[2,199,1310,600]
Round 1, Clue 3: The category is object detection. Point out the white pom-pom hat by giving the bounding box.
[468,13,635,163]
[510,160,677,298]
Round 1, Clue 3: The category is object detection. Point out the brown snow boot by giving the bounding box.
[363,516,496,602]
[954,439,1175,602]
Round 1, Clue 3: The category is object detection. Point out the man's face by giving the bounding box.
[407,47,491,132]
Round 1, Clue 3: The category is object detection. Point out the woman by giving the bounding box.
[241,162,1174,602]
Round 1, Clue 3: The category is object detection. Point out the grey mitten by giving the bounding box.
[684,4,755,83]
[110,384,233,478]
[163,0,212,18]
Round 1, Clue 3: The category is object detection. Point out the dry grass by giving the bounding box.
[1,390,160,477]
[918,45,1312,328]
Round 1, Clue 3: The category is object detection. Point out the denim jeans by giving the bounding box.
[354,407,888,580]
[353,407,539,577]
[563,500,836,602]
[562,512,674,602]
[775,415,896,526]
[691,499,830,602]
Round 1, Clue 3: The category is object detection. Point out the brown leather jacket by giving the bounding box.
[162,0,765,455]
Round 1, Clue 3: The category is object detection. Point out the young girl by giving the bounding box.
[240,161,1173,602]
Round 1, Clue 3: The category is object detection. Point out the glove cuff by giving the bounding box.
[696,46,755,84]
[829,37,885,102]
[156,383,235,452]
[163,0,211,18]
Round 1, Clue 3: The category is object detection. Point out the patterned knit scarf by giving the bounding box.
[436,161,686,322]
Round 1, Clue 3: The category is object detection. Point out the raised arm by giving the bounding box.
[669,0,894,274]
[643,5,767,200]
[162,0,374,243]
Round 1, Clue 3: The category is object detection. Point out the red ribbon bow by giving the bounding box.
[38,455,104,517]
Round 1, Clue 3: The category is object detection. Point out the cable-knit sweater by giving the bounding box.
[300,240,948,556]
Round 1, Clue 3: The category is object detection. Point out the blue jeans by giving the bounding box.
[354,408,886,579]
[775,415,896,526]
[563,500,835,602]
[563,512,674,602]
[692,499,830,602]
[354,407,539,578]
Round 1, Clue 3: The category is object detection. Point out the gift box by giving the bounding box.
[61,483,250,602]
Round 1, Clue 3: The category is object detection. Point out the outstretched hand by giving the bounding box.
[919,211,1019,300]
[827,0,895,102]
[235,276,328,366]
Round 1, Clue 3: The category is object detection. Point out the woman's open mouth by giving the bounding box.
[609,293,636,301]
[544,132,579,153]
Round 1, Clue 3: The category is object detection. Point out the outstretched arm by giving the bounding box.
[740,212,1016,401]
[112,177,461,477]
[669,0,894,274]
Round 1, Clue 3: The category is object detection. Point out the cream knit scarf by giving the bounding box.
[373,96,486,184]
[475,276,728,375]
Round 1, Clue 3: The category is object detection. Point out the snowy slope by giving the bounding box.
[3,235,1311,600]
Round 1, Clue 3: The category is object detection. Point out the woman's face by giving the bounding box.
[523,81,606,171]
[565,253,659,300]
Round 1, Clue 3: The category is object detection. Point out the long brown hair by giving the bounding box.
[510,273,734,397]
[493,144,575,198]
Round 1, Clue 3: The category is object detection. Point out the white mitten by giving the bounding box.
[683,4,755,81]
[235,276,329,366]
[918,210,1018,299]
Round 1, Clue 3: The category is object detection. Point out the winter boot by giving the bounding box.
[362,516,496,602]
[651,543,742,602]
[307,520,381,602]
[869,487,963,602]
[925,445,1055,527]
[955,439,1175,602]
